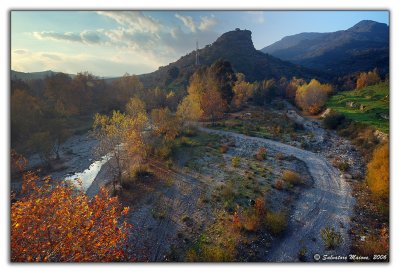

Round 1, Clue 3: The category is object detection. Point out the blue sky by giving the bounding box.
[11,10,389,77]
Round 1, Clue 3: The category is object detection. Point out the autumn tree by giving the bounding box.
[125,96,146,118]
[200,89,227,124]
[356,69,381,90]
[176,95,203,124]
[285,77,305,103]
[110,73,144,110]
[366,142,389,200]
[151,107,180,142]
[92,111,148,189]
[232,73,255,110]
[11,164,131,262]
[295,79,333,114]
[11,89,42,142]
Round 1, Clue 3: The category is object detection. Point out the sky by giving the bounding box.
[11,10,389,77]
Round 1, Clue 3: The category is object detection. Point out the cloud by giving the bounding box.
[33,30,103,45]
[41,53,62,61]
[13,49,27,55]
[199,15,218,31]
[97,11,161,33]
[26,11,222,76]
[175,14,197,32]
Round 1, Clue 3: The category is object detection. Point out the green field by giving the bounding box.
[326,82,389,133]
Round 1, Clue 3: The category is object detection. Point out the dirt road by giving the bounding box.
[199,127,354,262]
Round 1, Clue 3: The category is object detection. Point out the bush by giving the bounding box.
[255,147,267,161]
[323,112,346,130]
[220,144,229,154]
[366,143,389,200]
[356,69,380,90]
[274,180,284,190]
[231,156,240,168]
[265,211,287,236]
[320,227,343,249]
[282,170,303,186]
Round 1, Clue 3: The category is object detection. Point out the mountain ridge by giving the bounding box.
[261,20,389,76]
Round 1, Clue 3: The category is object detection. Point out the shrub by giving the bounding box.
[255,147,267,161]
[265,211,287,236]
[320,227,343,249]
[231,156,240,168]
[220,144,229,154]
[275,153,285,160]
[332,158,350,172]
[282,170,303,186]
[242,210,260,232]
[366,143,389,200]
[323,112,346,130]
[274,180,284,190]
[354,227,389,256]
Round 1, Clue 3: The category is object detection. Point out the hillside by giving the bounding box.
[261,20,389,76]
[139,29,327,89]
[326,82,389,133]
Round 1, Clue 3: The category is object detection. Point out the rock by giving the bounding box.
[320,108,332,118]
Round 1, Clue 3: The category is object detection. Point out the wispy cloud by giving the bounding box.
[97,11,161,33]
[33,30,103,44]
[175,14,197,32]
[246,11,265,24]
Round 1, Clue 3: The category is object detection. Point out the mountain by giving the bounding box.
[261,20,389,76]
[11,70,76,81]
[139,29,327,88]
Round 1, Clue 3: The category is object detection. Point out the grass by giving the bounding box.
[326,82,389,133]
[282,170,303,186]
[265,211,288,236]
[320,226,343,250]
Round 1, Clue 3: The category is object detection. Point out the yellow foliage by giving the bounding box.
[295,79,332,114]
[356,69,381,90]
[366,142,389,199]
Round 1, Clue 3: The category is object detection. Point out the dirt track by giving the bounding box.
[199,127,355,262]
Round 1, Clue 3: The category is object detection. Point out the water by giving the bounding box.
[65,154,111,191]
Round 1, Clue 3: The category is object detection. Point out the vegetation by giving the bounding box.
[295,79,333,114]
[326,82,389,133]
[265,211,288,236]
[320,226,343,250]
[366,143,389,200]
[11,161,131,262]
[282,170,303,186]
[92,110,148,190]
[255,147,267,161]
[322,112,346,130]
[356,69,381,90]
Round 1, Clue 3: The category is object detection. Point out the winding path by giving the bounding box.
[199,127,354,262]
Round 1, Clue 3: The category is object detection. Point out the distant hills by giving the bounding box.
[139,29,327,88]
[11,70,76,81]
[261,20,389,76]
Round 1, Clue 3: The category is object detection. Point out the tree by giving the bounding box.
[201,89,227,124]
[92,111,147,189]
[176,95,203,123]
[208,60,237,104]
[285,77,305,103]
[356,69,381,90]
[253,79,277,106]
[125,97,146,118]
[295,79,332,114]
[11,166,131,262]
[151,107,180,142]
[110,73,144,110]
[232,74,255,109]
[366,142,389,200]
[11,89,42,142]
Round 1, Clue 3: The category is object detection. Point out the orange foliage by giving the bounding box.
[200,89,227,123]
[356,69,381,90]
[11,167,132,262]
[366,142,389,199]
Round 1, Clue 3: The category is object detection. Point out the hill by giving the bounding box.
[11,70,76,81]
[139,29,327,89]
[261,20,389,76]
[326,82,389,133]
